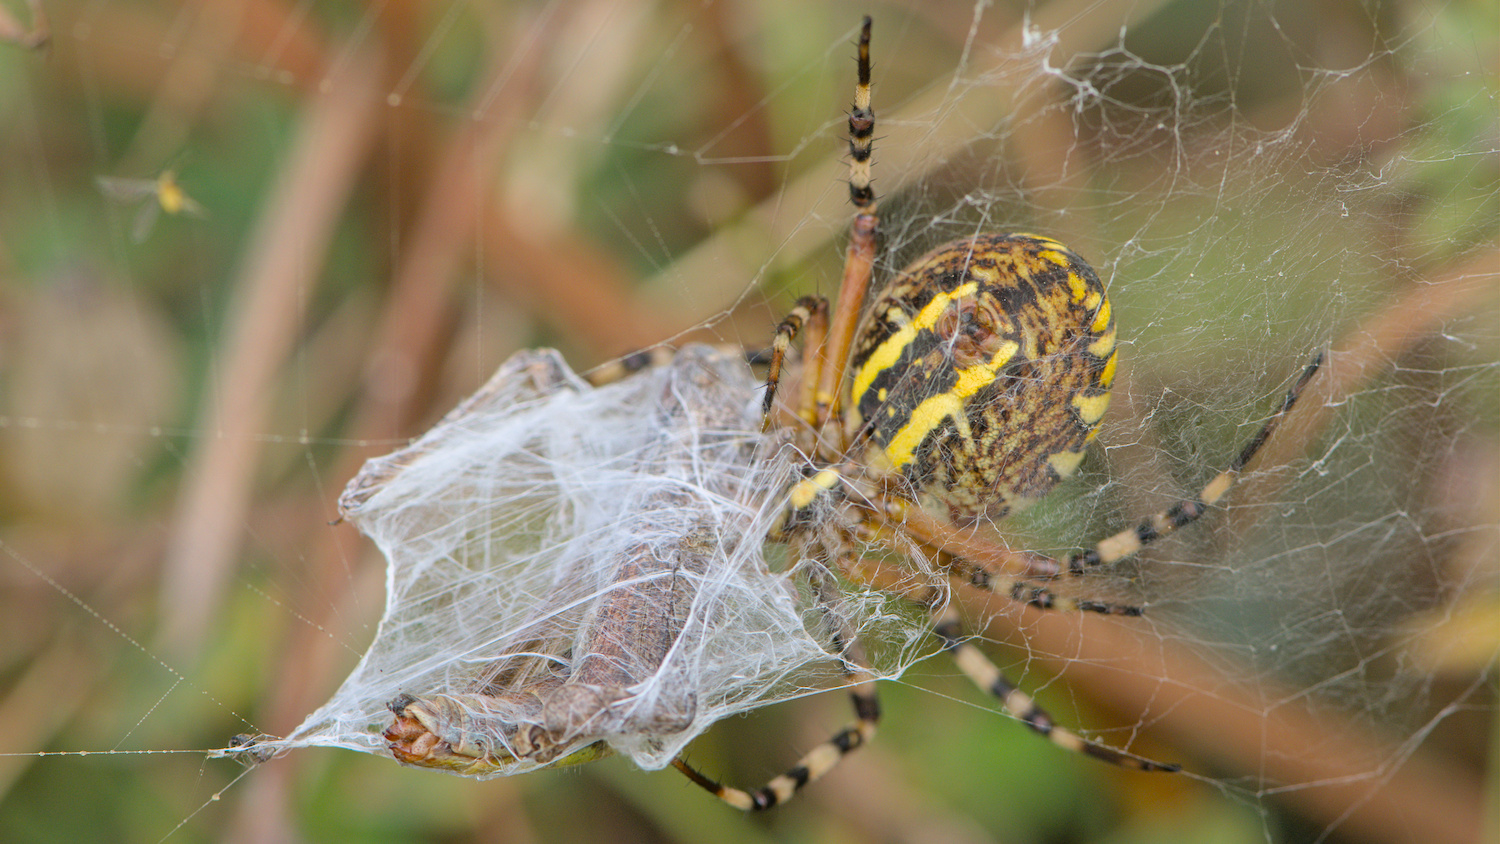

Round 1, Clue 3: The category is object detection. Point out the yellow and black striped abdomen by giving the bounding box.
[847,233,1117,521]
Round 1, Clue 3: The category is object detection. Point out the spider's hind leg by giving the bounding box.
[1065,352,1323,577]
[931,605,1178,772]
[950,554,1145,616]
[672,673,878,812]
[673,559,880,810]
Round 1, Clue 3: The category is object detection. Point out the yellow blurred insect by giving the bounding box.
[97,170,207,242]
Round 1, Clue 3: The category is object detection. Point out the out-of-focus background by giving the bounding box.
[0,1,1495,842]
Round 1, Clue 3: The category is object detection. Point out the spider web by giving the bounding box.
[0,1,1494,843]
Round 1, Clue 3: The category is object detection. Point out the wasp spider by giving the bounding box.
[669,17,1322,811]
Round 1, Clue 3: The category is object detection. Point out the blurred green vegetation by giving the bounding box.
[0,1,1494,843]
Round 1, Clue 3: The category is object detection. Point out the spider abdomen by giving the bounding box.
[847,233,1117,521]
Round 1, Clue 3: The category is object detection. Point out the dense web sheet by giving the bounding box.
[0,1,1495,843]
[282,345,917,772]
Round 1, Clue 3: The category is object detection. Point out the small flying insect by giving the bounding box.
[97,169,207,242]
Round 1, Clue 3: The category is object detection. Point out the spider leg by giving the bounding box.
[586,343,780,389]
[673,553,879,810]
[671,673,878,811]
[814,16,878,440]
[842,507,1144,616]
[875,495,1062,579]
[931,604,1178,772]
[844,16,876,215]
[950,555,1144,616]
[762,295,829,428]
[1066,351,1323,576]
[584,347,678,387]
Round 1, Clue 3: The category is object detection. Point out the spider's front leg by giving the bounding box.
[762,295,829,430]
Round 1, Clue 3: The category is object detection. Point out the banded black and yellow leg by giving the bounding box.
[931,605,1179,772]
[869,495,1063,580]
[948,555,1145,617]
[585,347,678,387]
[833,504,1102,621]
[762,295,829,428]
[587,343,784,389]
[809,15,879,438]
[1066,352,1323,577]
[845,16,875,213]
[672,679,878,811]
[674,568,880,810]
